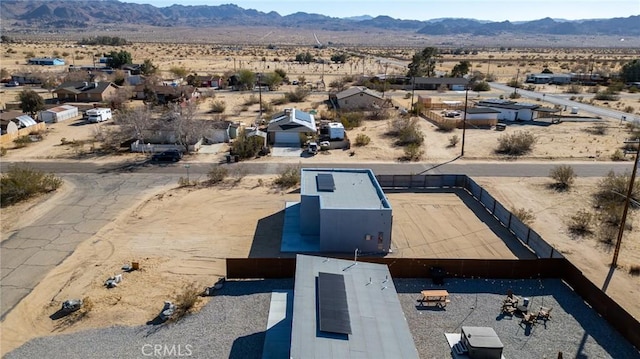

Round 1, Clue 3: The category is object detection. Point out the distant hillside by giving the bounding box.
[1,1,638,37]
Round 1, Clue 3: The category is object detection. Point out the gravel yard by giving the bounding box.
[6,278,638,359]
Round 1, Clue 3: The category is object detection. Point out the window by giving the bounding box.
[365,234,372,241]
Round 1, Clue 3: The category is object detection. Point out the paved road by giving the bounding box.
[0,173,178,320]
[489,83,640,122]
[0,159,635,178]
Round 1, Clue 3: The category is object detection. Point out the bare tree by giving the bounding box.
[165,102,205,154]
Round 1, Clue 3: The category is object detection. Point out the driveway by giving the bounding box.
[271,146,303,157]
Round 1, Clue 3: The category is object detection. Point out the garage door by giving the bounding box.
[274,132,301,146]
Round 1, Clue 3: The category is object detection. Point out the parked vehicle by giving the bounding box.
[151,149,183,162]
[86,108,112,123]
[5,81,19,87]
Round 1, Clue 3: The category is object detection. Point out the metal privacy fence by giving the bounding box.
[375,174,562,259]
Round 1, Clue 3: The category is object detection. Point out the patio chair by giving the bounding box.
[538,306,553,321]
[501,303,516,315]
[521,313,537,326]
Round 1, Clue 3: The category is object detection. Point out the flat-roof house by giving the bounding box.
[299,168,392,253]
[28,57,65,66]
[476,99,540,121]
[267,108,316,146]
[460,107,501,127]
[333,86,386,110]
[54,81,118,103]
[290,254,419,359]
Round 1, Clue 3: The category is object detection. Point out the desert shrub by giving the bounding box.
[565,84,582,94]
[402,143,424,161]
[448,135,460,147]
[271,96,288,105]
[629,265,640,276]
[285,87,310,102]
[13,135,32,148]
[404,92,411,99]
[340,112,364,129]
[611,149,625,161]
[496,131,536,156]
[472,81,491,92]
[388,117,424,146]
[512,207,535,225]
[0,147,6,156]
[436,120,457,132]
[584,124,607,135]
[206,166,228,185]
[568,209,593,235]
[243,95,259,106]
[354,133,371,146]
[594,91,620,101]
[209,100,226,113]
[1,165,63,207]
[549,165,576,190]
[274,165,300,188]
[623,106,635,113]
[231,133,264,159]
[367,108,390,121]
[508,92,522,99]
[593,171,640,208]
[171,283,200,322]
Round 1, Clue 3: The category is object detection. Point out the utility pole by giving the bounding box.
[258,73,263,120]
[514,68,520,96]
[382,62,388,98]
[611,139,639,267]
[461,87,469,156]
[410,76,416,115]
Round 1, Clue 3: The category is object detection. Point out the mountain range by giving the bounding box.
[1,0,638,37]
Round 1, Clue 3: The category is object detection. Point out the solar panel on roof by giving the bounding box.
[316,173,335,192]
[317,272,351,334]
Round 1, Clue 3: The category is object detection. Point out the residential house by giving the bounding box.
[267,108,316,146]
[54,81,119,103]
[297,168,393,253]
[28,57,65,66]
[10,73,42,85]
[476,99,540,121]
[133,84,198,104]
[412,77,469,91]
[332,86,387,110]
[0,111,45,145]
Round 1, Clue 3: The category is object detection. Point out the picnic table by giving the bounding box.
[419,289,451,307]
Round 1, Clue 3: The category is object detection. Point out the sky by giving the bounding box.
[123,0,640,22]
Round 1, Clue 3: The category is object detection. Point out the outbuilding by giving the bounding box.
[299,168,392,253]
[39,105,79,123]
[28,58,65,66]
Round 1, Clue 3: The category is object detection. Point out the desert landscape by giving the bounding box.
[1,26,640,358]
